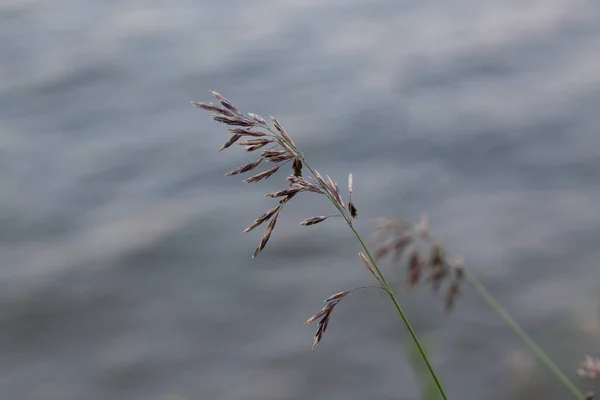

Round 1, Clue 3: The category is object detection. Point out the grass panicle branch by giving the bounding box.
[304,285,386,349]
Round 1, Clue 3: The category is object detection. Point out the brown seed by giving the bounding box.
[245,143,269,151]
[212,115,254,127]
[229,128,266,137]
[219,134,242,151]
[324,291,348,303]
[252,213,278,258]
[313,170,327,188]
[359,252,380,281]
[304,309,328,325]
[270,116,296,147]
[293,158,302,177]
[289,177,323,194]
[225,158,263,176]
[279,191,298,204]
[265,187,302,198]
[261,149,288,158]
[271,136,296,156]
[210,90,243,116]
[191,101,234,117]
[243,205,280,233]
[265,153,294,163]
[349,201,358,219]
[300,216,328,226]
[305,298,341,349]
[236,139,272,146]
[326,175,345,209]
[243,166,280,183]
[311,309,333,349]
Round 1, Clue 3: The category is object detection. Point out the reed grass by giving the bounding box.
[193,90,592,399]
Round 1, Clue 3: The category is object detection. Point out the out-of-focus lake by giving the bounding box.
[1,0,600,399]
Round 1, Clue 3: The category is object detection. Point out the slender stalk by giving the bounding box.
[467,272,585,400]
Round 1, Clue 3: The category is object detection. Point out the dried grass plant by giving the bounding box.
[194,91,590,400]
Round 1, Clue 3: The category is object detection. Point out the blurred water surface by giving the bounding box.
[1,0,600,399]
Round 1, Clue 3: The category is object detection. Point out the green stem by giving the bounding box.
[467,272,585,400]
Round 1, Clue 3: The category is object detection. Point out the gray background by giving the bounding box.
[1,0,599,399]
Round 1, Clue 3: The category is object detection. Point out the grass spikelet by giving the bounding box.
[243,166,280,183]
[270,116,295,146]
[293,158,303,177]
[236,139,272,146]
[305,293,346,349]
[225,159,263,176]
[326,175,345,209]
[191,101,234,117]
[229,127,266,137]
[243,205,280,233]
[219,134,242,151]
[248,113,267,125]
[359,252,380,282]
[210,90,242,116]
[253,213,278,258]
[265,187,302,198]
[300,216,328,226]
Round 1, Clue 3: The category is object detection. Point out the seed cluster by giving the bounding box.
[304,291,349,349]
[194,91,358,259]
[371,217,465,312]
[195,91,369,348]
